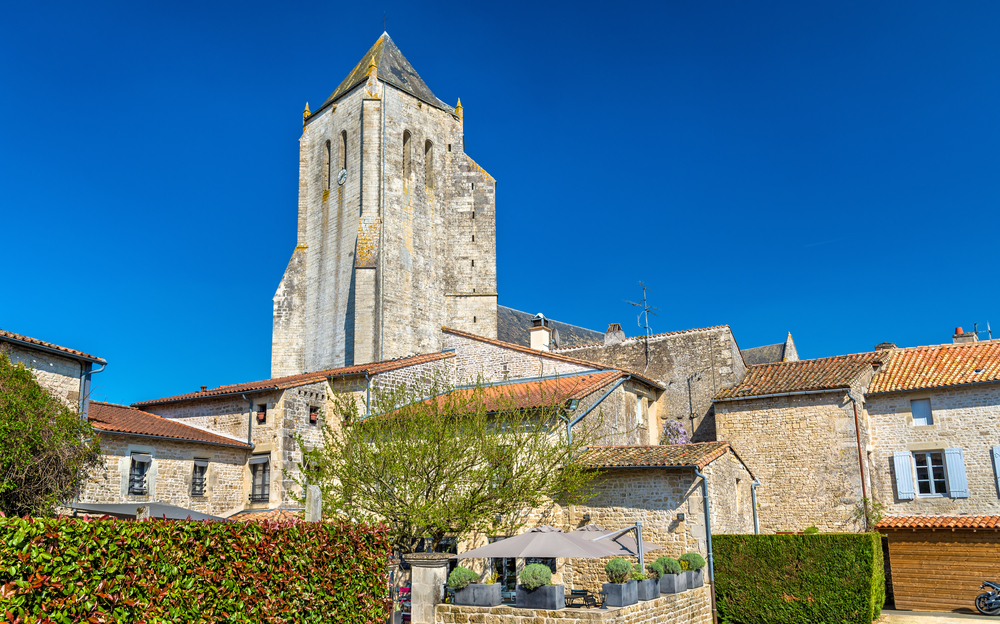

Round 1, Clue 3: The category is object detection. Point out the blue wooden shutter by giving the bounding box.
[993,446,1000,497]
[893,451,915,500]
[945,448,969,498]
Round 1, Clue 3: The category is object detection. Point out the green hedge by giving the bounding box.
[0,516,390,623]
[714,533,884,624]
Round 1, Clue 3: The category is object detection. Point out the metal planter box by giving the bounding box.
[602,580,638,607]
[637,577,660,601]
[455,583,502,607]
[684,569,704,589]
[515,584,564,610]
[659,573,687,594]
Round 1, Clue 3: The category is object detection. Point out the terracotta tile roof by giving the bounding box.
[441,327,665,390]
[230,508,304,524]
[88,402,252,449]
[578,441,743,473]
[876,515,1000,530]
[0,328,105,364]
[553,325,730,352]
[421,371,628,414]
[715,352,889,400]
[133,352,455,407]
[868,341,1000,394]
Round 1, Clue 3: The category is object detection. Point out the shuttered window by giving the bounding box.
[892,451,915,500]
[992,446,1000,497]
[944,448,969,498]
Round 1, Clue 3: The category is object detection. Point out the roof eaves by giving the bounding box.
[867,377,1000,396]
[91,425,253,450]
[0,331,106,365]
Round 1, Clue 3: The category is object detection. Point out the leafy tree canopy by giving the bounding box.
[0,350,101,517]
[292,376,602,553]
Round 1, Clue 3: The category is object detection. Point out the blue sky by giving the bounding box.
[2,1,999,405]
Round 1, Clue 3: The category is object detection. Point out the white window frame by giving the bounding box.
[911,398,933,426]
[913,450,948,497]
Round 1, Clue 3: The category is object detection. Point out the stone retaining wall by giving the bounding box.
[435,586,712,624]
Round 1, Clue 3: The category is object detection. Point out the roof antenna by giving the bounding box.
[626,282,658,372]
[382,11,387,34]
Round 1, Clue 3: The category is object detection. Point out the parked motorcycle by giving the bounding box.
[976,581,1000,615]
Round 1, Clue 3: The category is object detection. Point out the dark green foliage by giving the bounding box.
[804,526,819,535]
[646,561,664,579]
[0,516,390,623]
[630,563,646,581]
[0,352,101,517]
[714,533,885,624]
[520,563,552,590]
[448,566,478,590]
[655,556,681,575]
[679,552,706,571]
[604,558,632,584]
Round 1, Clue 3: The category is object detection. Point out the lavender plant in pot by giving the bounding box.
[449,566,501,607]
[679,552,706,589]
[636,562,660,601]
[602,558,639,607]
[515,563,564,610]
[655,556,686,594]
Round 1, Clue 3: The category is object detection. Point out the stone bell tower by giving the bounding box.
[271,33,498,377]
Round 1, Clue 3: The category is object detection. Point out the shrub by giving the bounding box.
[804,525,819,534]
[655,556,682,575]
[448,566,478,590]
[679,552,706,571]
[0,516,390,623]
[520,563,552,591]
[605,558,632,584]
[646,561,664,579]
[630,563,646,581]
[714,533,884,624]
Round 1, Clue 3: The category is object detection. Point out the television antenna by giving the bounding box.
[974,322,993,340]
[626,282,658,372]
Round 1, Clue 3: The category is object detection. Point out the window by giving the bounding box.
[249,455,270,503]
[893,448,969,500]
[424,140,434,187]
[472,235,475,242]
[129,453,151,495]
[471,259,475,267]
[339,131,347,173]
[256,404,267,424]
[911,399,933,426]
[192,459,208,496]
[913,451,947,496]
[309,405,319,426]
[635,395,647,427]
[402,130,412,177]
[323,140,331,190]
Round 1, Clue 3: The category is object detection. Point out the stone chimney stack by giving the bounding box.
[953,327,978,344]
[605,323,626,346]
[529,313,552,351]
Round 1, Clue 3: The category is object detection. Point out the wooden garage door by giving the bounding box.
[886,529,1000,611]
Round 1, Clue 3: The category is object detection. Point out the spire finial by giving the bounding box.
[455,98,463,121]
[302,102,311,128]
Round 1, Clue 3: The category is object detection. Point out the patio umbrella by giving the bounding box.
[453,525,622,559]
[571,524,663,556]
[69,502,226,522]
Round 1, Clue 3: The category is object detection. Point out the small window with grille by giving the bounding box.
[192,459,209,497]
[129,453,151,495]
[256,404,267,424]
[249,455,270,503]
[309,405,319,426]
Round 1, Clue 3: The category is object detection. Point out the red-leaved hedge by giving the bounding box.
[0,516,390,623]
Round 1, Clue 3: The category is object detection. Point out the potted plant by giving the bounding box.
[636,562,660,601]
[655,556,686,594]
[515,563,564,610]
[602,558,638,607]
[679,552,706,589]
[449,566,501,607]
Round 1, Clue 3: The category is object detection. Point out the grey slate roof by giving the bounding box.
[323,33,454,113]
[497,305,603,349]
[741,342,787,365]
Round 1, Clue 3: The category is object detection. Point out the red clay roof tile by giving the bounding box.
[89,402,252,449]
[876,515,1000,529]
[715,352,889,400]
[0,328,105,364]
[869,341,1000,394]
[422,371,628,413]
[579,442,737,472]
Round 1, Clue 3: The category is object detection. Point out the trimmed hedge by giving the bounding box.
[0,516,390,623]
[714,533,884,624]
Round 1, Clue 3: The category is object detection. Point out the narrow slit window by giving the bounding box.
[323,140,331,190]
[129,453,151,495]
[472,235,475,242]
[424,140,434,188]
[340,131,347,173]
[192,459,208,496]
[471,259,475,267]
[402,130,412,177]
[472,211,475,219]
[447,144,452,152]
[473,316,477,323]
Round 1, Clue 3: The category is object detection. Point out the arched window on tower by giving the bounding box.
[340,131,347,175]
[403,130,412,178]
[424,140,434,188]
[323,140,331,190]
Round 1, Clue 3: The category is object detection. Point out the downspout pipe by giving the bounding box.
[242,394,253,446]
[567,375,630,444]
[751,479,760,535]
[694,467,715,583]
[79,361,106,421]
[849,391,870,531]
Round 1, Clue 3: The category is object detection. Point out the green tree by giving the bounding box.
[292,376,601,553]
[0,350,101,517]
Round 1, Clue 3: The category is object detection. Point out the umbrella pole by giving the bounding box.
[635,522,644,571]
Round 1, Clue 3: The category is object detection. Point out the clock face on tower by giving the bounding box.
[337,168,347,186]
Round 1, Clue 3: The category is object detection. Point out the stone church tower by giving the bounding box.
[271,34,498,377]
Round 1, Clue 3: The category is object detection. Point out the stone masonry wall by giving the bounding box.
[714,383,872,533]
[868,383,1000,516]
[442,331,594,385]
[436,586,712,624]
[81,434,248,516]
[5,344,83,407]
[575,380,658,447]
[557,327,747,442]
[705,450,756,536]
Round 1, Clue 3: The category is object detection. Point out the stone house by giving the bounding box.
[0,328,106,419]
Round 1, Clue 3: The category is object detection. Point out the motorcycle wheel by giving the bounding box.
[976,592,1000,616]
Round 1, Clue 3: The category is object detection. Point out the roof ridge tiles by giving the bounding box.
[554,325,731,351]
[0,328,106,364]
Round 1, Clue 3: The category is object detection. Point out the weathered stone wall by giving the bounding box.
[81,434,248,516]
[557,327,747,442]
[442,331,594,385]
[5,344,82,407]
[575,380,658,447]
[704,450,756,536]
[436,586,712,624]
[715,383,872,533]
[868,383,1000,516]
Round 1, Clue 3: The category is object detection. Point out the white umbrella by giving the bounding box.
[453,525,622,559]
[572,524,663,556]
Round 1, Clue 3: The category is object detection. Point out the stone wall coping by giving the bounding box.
[406,553,454,568]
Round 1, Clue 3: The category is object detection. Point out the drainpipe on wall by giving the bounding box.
[567,374,630,444]
[750,479,760,535]
[694,466,718,624]
[78,361,106,421]
[849,391,870,531]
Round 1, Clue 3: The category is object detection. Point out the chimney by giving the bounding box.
[953,326,978,344]
[200,385,207,392]
[874,342,897,351]
[529,313,552,351]
[605,323,626,346]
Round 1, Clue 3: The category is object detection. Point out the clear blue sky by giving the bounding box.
[2,1,999,405]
